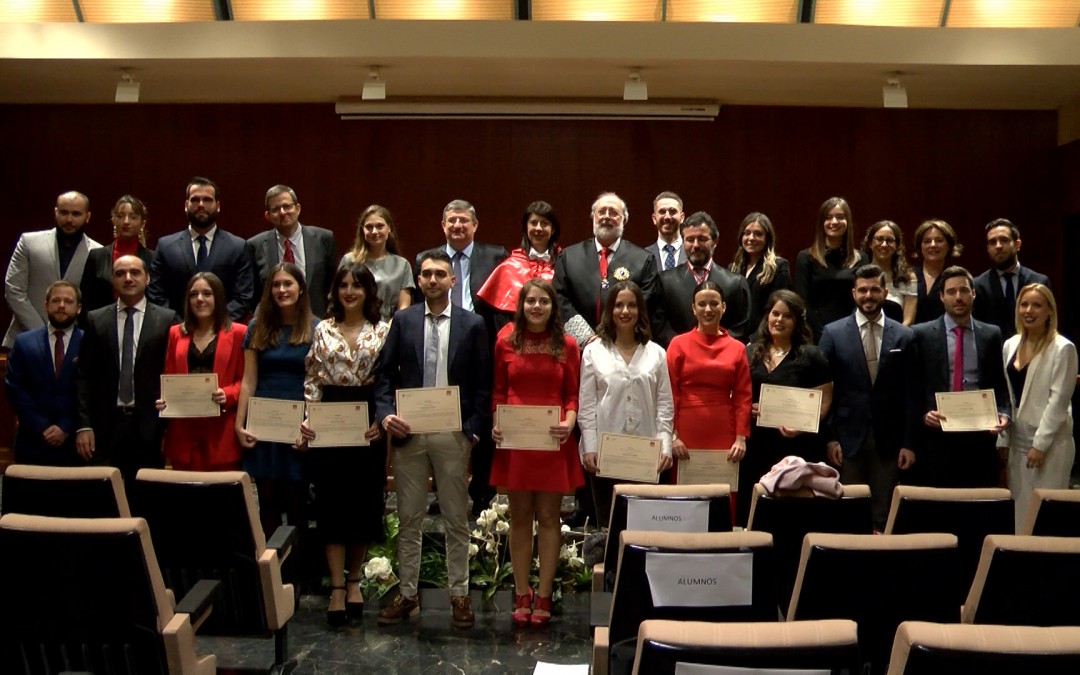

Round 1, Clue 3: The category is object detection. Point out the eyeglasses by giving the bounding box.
[269,203,298,213]
[872,236,897,245]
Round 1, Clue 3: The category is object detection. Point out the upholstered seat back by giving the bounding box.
[889,621,1080,675]
[1,464,130,518]
[1022,488,1080,536]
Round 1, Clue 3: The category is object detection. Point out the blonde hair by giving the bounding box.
[1015,283,1057,357]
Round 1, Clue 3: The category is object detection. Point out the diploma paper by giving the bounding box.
[677,450,739,488]
[757,384,822,434]
[160,374,220,418]
[675,663,829,675]
[597,433,662,483]
[396,386,462,434]
[307,402,370,448]
[626,499,710,533]
[645,551,753,607]
[246,397,305,444]
[936,390,1000,432]
[496,405,560,451]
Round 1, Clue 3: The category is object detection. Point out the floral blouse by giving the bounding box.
[303,318,390,402]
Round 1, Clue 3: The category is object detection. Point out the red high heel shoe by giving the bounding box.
[530,594,552,627]
[512,587,533,627]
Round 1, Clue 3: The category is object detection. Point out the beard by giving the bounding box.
[593,220,623,243]
[49,314,77,330]
[187,210,217,229]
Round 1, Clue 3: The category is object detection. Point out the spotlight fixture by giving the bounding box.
[882,74,908,109]
[623,70,648,102]
[362,67,386,101]
[115,71,140,104]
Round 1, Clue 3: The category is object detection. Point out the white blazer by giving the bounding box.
[999,333,1077,453]
[3,228,101,347]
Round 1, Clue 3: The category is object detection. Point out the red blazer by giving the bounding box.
[161,322,247,470]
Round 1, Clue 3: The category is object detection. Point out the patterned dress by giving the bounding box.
[304,318,391,543]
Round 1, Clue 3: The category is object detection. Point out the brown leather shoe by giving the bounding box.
[376,593,420,625]
[450,594,475,628]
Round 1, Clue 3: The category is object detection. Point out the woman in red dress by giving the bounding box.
[489,278,582,627]
[666,280,753,495]
[477,201,561,327]
[156,272,246,471]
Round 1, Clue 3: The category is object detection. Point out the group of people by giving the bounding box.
[3,182,1075,632]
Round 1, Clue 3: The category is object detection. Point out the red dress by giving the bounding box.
[666,329,752,480]
[489,325,584,492]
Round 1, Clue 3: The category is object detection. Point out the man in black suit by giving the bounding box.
[644,191,686,273]
[909,266,1010,488]
[554,191,661,345]
[75,255,179,482]
[972,218,1050,340]
[148,176,255,321]
[374,250,491,629]
[248,184,337,318]
[820,264,918,529]
[415,199,507,514]
[653,211,751,345]
[5,281,84,466]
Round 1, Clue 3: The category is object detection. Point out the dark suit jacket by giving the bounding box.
[553,238,661,338]
[79,243,155,320]
[4,326,83,465]
[148,228,255,322]
[644,240,685,272]
[972,265,1050,340]
[373,303,492,442]
[908,316,1009,487]
[819,313,917,459]
[414,242,508,341]
[248,224,337,319]
[76,302,179,462]
[654,264,752,346]
[742,256,791,339]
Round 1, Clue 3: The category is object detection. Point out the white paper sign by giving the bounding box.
[676,664,829,675]
[645,552,753,607]
[626,499,710,533]
[533,663,589,675]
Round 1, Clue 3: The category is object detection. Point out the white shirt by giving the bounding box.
[48,323,75,360]
[276,225,306,271]
[188,224,218,261]
[855,310,885,361]
[655,236,683,271]
[578,339,674,458]
[594,238,623,255]
[424,302,452,387]
[115,297,147,405]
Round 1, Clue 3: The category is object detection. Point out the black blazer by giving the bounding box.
[819,314,918,459]
[4,326,83,465]
[79,243,155,321]
[373,303,492,442]
[912,265,947,325]
[553,239,661,338]
[148,228,255,321]
[76,302,178,454]
[741,256,791,340]
[972,265,1050,340]
[415,241,509,341]
[248,224,337,318]
[654,264,752,346]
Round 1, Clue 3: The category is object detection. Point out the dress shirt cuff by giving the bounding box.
[76,427,93,434]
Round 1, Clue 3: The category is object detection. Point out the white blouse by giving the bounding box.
[578,340,674,458]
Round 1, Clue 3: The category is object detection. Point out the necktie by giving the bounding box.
[951,324,965,392]
[282,238,295,264]
[120,306,136,404]
[862,322,878,384]
[423,315,442,387]
[450,251,464,308]
[53,330,65,378]
[663,244,676,271]
[596,247,611,324]
[196,235,208,271]
[1002,272,1016,320]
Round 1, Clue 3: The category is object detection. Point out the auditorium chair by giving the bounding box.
[888,621,1080,674]
[0,463,130,517]
[593,530,775,675]
[1020,487,1080,536]
[787,532,961,675]
[132,469,298,674]
[0,513,218,674]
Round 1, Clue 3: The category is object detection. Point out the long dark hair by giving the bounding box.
[729,212,779,284]
[519,201,561,256]
[748,289,814,366]
[181,272,231,336]
[807,197,859,269]
[861,220,914,290]
[327,263,383,324]
[508,279,566,359]
[249,263,313,350]
[596,280,651,346]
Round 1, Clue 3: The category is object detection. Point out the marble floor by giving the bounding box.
[200,590,593,674]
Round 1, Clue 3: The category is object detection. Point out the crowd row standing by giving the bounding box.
[4,180,1076,631]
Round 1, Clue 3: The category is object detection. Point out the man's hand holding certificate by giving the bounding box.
[934,390,1001,432]
[676,449,739,487]
[160,374,220,418]
[598,432,663,483]
[757,384,822,434]
[395,386,462,434]
[495,405,560,451]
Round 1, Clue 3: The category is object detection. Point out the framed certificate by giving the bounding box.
[245,397,304,444]
[160,373,220,418]
[307,402,370,448]
[936,390,999,432]
[757,384,822,434]
[597,432,662,484]
[496,405,560,451]
[676,449,739,487]
[396,386,462,434]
